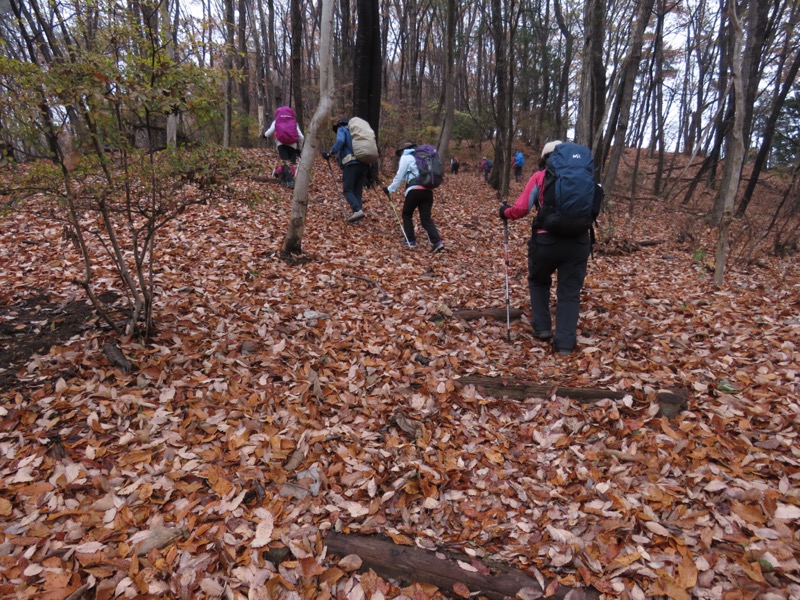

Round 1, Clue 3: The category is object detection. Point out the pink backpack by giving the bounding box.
[274,106,298,145]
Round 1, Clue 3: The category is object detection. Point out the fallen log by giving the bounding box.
[325,532,596,600]
[455,376,688,417]
[450,308,524,322]
[456,376,626,403]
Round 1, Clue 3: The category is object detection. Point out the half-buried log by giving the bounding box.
[325,532,596,600]
[451,308,524,321]
[455,375,688,416]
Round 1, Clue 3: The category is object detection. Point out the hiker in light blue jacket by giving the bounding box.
[384,140,444,253]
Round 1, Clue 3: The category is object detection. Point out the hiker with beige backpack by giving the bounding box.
[323,117,379,223]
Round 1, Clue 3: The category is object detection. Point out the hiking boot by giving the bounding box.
[533,330,553,340]
[432,241,445,254]
[551,342,573,356]
[347,210,365,222]
[405,240,417,248]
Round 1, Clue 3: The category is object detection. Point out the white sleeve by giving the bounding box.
[387,154,414,193]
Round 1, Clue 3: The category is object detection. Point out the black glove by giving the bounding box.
[383,186,391,195]
[322,151,331,160]
[498,202,510,220]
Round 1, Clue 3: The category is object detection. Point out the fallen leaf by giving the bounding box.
[252,514,274,548]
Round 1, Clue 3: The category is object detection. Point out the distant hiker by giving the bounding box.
[323,117,373,223]
[384,140,445,253]
[498,140,603,355]
[263,106,304,188]
[450,155,460,175]
[480,157,493,182]
[513,150,525,182]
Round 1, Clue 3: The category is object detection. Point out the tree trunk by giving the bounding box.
[552,0,574,138]
[650,0,666,194]
[576,0,605,163]
[340,0,353,90]
[291,0,304,127]
[437,0,457,161]
[736,18,800,217]
[711,0,771,225]
[600,0,655,197]
[222,0,235,147]
[162,0,178,148]
[353,0,382,138]
[267,0,279,107]
[488,0,515,197]
[714,0,745,287]
[282,0,335,255]
[255,0,273,127]
[238,0,250,146]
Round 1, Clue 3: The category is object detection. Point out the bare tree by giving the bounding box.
[222,0,235,147]
[488,0,518,197]
[576,0,606,158]
[714,0,745,286]
[552,0,574,138]
[711,0,771,224]
[237,0,251,146]
[600,0,656,196]
[353,0,382,134]
[437,0,457,161]
[736,0,800,217]
[283,0,336,255]
[291,0,304,127]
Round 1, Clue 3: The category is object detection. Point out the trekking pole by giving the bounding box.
[325,156,350,219]
[384,189,411,245]
[502,199,511,342]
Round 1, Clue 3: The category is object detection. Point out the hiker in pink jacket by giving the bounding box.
[264,106,305,187]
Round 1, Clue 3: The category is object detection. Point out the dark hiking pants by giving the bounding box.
[527,231,591,352]
[402,188,441,246]
[342,161,369,212]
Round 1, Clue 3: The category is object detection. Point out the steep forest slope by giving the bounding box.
[0,149,798,599]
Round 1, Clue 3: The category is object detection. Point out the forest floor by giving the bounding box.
[0,147,799,599]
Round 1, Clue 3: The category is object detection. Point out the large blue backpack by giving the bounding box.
[537,142,601,236]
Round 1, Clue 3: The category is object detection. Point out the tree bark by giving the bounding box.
[237,0,251,146]
[162,0,178,148]
[714,0,745,286]
[353,0,382,137]
[291,0,304,127]
[437,0,457,162]
[282,0,335,255]
[222,0,235,147]
[552,0,574,139]
[600,0,656,197]
[736,16,800,217]
[576,0,605,160]
[711,0,771,225]
[488,0,516,196]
